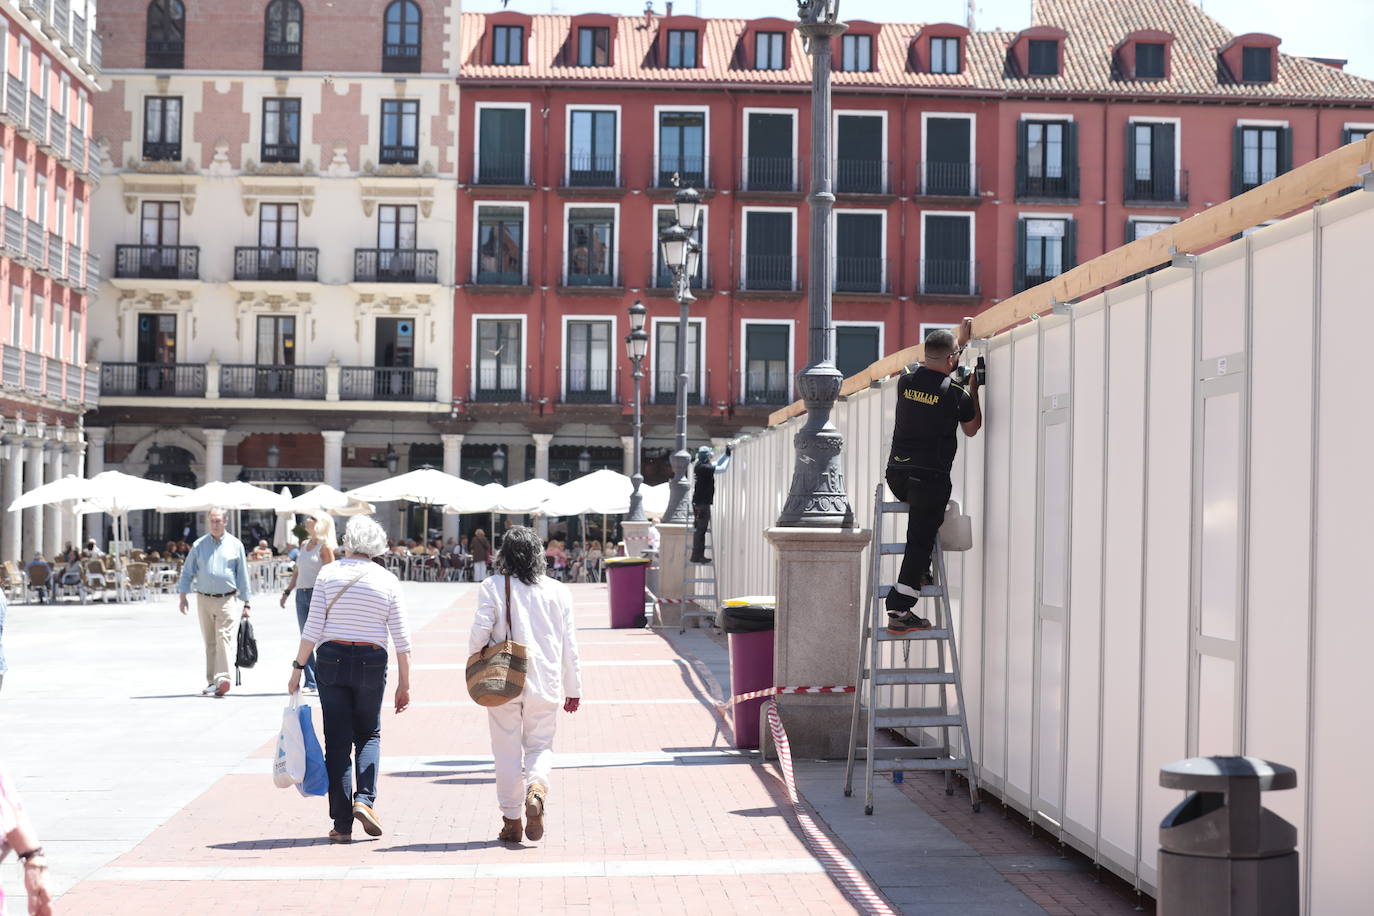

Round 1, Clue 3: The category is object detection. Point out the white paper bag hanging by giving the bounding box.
[938,499,973,552]
[273,693,307,788]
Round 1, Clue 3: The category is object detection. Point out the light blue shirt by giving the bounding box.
[177,532,251,600]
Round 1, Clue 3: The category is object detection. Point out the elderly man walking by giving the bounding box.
[177,508,252,697]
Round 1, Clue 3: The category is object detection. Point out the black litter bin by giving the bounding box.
[721,598,775,749]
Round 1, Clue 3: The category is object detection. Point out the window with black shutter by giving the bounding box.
[1233,125,1289,194]
[655,208,703,289]
[921,214,973,295]
[477,107,528,184]
[1241,46,1272,82]
[1015,217,1073,292]
[743,211,793,291]
[1135,42,1165,79]
[835,212,883,292]
[745,112,795,191]
[835,326,879,379]
[1017,120,1077,199]
[835,114,884,193]
[493,25,524,65]
[923,116,973,196]
[1028,39,1059,76]
[744,324,789,403]
[1125,121,1177,202]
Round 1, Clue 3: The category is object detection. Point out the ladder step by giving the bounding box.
[873,626,950,642]
[866,668,955,686]
[877,584,945,599]
[854,745,947,759]
[878,542,909,556]
[871,757,971,774]
[871,707,963,729]
[878,501,907,513]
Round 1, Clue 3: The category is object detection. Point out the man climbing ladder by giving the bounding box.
[884,319,982,633]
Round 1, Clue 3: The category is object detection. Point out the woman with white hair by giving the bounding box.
[288,515,412,843]
[470,525,581,843]
[279,514,337,694]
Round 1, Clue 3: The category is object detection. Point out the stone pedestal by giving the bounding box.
[765,525,870,759]
[655,523,689,628]
[621,520,654,558]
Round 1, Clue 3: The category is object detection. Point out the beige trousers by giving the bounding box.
[196,594,236,685]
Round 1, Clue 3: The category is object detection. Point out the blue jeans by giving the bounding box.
[315,641,388,834]
[293,588,317,690]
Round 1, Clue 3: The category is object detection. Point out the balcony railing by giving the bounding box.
[261,142,299,163]
[143,140,180,162]
[72,12,85,56]
[472,366,524,402]
[70,127,85,170]
[89,33,102,70]
[51,0,69,40]
[379,144,419,165]
[473,151,531,186]
[1013,264,1064,295]
[382,43,421,73]
[114,244,198,280]
[740,156,800,192]
[220,364,324,399]
[1124,168,1189,204]
[743,377,790,405]
[49,111,66,156]
[46,233,62,274]
[652,370,703,406]
[85,252,101,293]
[1,346,19,388]
[653,155,709,190]
[25,221,42,264]
[100,362,206,397]
[1015,167,1080,201]
[44,358,61,398]
[564,367,614,404]
[146,39,184,69]
[834,256,886,293]
[234,246,318,282]
[564,153,620,188]
[340,366,437,401]
[918,161,980,197]
[835,159,889,195]
[64,365,82,403]
[263,41,302,70]
[653,265,706,291]
[22,351,41,392]
[27,94,46,140]
[918,259,981,297]
[1235,168,1279,195]
[3,80,23,124]
[4,208,23,256]
[741,254,794,292]
[66,243,81,286]
[353,248,438,283]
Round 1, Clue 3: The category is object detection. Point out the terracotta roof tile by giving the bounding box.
[457,1,1374,102]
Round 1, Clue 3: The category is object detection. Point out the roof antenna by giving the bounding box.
[966,0,976,30]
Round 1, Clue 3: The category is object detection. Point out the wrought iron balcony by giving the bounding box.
[1123,168,1189,204]
[472,151,531,186]
[146,39,184,69]
[563,367,614,404]
[918,161,980,197]
[918,259,981,297]
[25,221,42,264]
[1015,166,1080,201]
[353,248,438,283]
[652,265,706,291]
[743,378,789,405]
[263,41,302,71]
[234,246,318,282]
[835,159,889,194]
[739,156,800,192]
[472,366,525,403]
[834,256,886,294]
[340,366,437,401]
[65,243,80,287]
[114,244,199,280]
[100,362,206,397]
[220,364,324,399]
[142,140,180,162]
[379,143,419,165]
[652,369,704,406]
[27,94,46,140]
[741,254,795,292]
[653,155,709,190]
[46,232,62,275]
[564,153,620,188]
[382,43,421,73]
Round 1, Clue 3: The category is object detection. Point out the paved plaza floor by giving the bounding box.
[0,583,1151,915]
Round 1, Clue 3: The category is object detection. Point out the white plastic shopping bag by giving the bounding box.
[273,693,307,788]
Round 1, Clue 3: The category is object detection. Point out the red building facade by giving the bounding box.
[452,0,1372,473]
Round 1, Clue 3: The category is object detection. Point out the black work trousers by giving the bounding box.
[690,504,711,560]
[885,467,951,591]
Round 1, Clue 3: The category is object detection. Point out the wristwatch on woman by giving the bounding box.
[292,660,306,670]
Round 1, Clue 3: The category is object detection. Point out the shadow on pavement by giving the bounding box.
[378,841,515,852]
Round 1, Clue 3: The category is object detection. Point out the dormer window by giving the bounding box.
[494,25,524,65]
[1242,45,1272,82]
[756,31,785,70]
[931,36,959,74]
[1028,39,1059,76]
[667,29,698,68]
[840,34,872,72]
[578,26,610,67]
[1135,42,1165,78]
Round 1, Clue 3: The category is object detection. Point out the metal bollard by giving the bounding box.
[1158,756,1299,916]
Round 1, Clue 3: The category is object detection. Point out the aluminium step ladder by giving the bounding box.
[843,483,981,815]
[678,503,721,633]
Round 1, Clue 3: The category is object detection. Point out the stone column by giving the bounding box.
[85,428,108,549]
[765,526,870,758]
[69,443,85,549]
[441,433,463,542]
[44,446,64,557]
[203,428,226,483]
[620,435,635,477]
[321,430,345,490]
[0,440,18,562]
[22,441,44,560]
[532,433,552,539]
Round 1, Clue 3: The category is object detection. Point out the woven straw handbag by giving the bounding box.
[466,574,528,707]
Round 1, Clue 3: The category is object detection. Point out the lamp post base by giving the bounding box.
[777,362,853,527]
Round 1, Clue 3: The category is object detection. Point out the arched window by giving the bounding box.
[383,0,422,73]
[264,0,303,70]
[146,0,186,69]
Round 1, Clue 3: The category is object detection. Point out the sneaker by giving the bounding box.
[352,802,383,837]
[199,683,217,696]
[303,686,318,696]
[886,611,934,635]
[524,785,546,841]
[214,678,231,697]
[688,555,709,564]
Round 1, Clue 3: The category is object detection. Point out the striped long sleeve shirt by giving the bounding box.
[302,557,411,654]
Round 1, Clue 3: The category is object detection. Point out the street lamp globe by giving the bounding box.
[684,239,701,281]
[491,445,506,475]
[626,327,649,362]
[672,186,702,233]
[627,298,647,334]
[577,447,591,473]
[658,222,692,272]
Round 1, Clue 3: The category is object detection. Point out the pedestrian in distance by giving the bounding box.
[279,515,337,696]
[0,765,52,916]
[470,525,582,844]
[688,444,732,564]
[883,320,983,633]
[470,528,492,581]
[0,590,7,694]
[177,507,252,697]
[288,515,411,844]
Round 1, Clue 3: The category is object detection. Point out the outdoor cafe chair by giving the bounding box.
[24,564,51,604]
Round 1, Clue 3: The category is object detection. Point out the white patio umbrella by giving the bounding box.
[539,469,634,517]
[7,474,90,512]
[348,469,486,541]
[157,480,292,513]
[285,484,374,517]
[14,470,194,556]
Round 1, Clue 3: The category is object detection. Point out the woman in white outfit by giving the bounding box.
[469,526,581,843]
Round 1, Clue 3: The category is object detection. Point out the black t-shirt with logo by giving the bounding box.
[693,463,716,506]
[887,367,976,474]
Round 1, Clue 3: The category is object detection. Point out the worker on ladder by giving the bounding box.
[884,320,982,633]
[688,444,732,564]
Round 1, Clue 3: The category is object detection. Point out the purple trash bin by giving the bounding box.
[605,557,651,628]
[722,602,776,750]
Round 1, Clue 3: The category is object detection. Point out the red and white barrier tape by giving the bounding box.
[721,686,894,916]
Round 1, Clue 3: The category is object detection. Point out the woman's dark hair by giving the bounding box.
[497,525,547,585]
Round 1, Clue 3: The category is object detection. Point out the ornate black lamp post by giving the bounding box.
[624,300,649,522]
[658,185,702,525]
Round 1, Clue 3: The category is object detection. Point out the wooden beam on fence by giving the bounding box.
[767,133,1374,428]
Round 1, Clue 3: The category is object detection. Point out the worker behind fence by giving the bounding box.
[884,319,982,633]
[688,444,733,564]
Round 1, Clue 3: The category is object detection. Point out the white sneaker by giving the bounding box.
[303,687,318,696]
[200,683,217,696]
